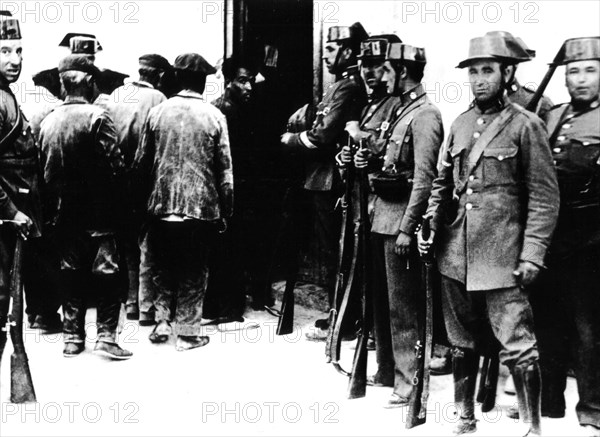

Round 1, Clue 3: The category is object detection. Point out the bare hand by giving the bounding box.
[12,211,32,239]
[513,261,540,287]
[339,145,353,165]
[417,228,435,257]
[394,232,412,257]
[354,147,372,169]
[280,132,293,146]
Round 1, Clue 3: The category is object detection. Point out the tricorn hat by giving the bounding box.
[457,32,531,68]
[358,34,402,61]
[0,10,21,40]
[561,36,600,65]
[387,42,427,64]
[59,33,103,54]
[327,22,369,48]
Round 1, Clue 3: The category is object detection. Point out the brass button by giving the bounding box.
[466,188,473,195]
[553,148,561,153]
[465,203,473,210]
[473,132,481,139]
[562,124,571,130]
[498,155,504,161]
[469,175,475,182]
[557,136,566,142]
[477,118,484,125]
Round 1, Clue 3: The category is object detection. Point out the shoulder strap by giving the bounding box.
[0,91,24,152]
[548,105,571,146]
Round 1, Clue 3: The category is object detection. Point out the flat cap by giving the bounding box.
[139,54,171,70]
[58,54,100,76]
[173,53,216,75]
[0,10,21,40]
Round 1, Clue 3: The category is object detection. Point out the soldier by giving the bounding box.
[39,54,132,360]
[108,54,170,324]
[531,36,600,436]
[418,33,560,435]
[133,53,233,351]
[0,11,43,362]
[280,22,368,340]
[344,40,444,408]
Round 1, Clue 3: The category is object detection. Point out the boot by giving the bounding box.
[513,362,542,436]
[452,348,480,435]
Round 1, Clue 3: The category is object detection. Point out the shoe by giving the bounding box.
[176,335,210,351]
[366,373,394,388]
[506,405,519,419]
[139,311,156,326]
[314,319,329,330]
[430,355,452,375]
[305,327,329,342]
[93,341,133,360]
[126,304,139,321]
[217,317,260,332]
[383,393,409,409]
[541,409,565,419]
[452,417,477,435]
[63,342,84,358]
[149,320,172,343]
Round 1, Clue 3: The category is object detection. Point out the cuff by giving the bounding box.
[519,240,548,269]
[299,131,318,149]
[399,215,418,235]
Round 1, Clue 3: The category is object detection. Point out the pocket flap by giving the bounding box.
[483,146,519,160]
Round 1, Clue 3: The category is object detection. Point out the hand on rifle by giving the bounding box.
[11,211,32,240]
[394,231,412,257]
[353,146,372,169]
[417,226,435,257]
[513,261,540,287]
[337,145,354,166]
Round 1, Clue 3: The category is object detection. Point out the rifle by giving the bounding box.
[1,234,37,403]
[347,145,372,399]
[525,42,566,114]
[406,217,434,428]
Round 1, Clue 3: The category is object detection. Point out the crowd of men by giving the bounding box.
[0,9,598,437]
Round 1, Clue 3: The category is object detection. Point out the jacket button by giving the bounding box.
[473,132,481,139]
[498,155,504,161]
[477,118,484,125]
[465,203,473,210]
[466,188,473,195]
[553,148,561,153]
[562,124,571,129]
[557,136,566,142]
[469,175,475,182]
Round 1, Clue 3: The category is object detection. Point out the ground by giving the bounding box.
[0,302,585,437]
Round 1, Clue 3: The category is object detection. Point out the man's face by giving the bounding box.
[361,59,386,90]
[382,61,397,95]
[323,42,342,74]
[0,40,23,83]
[468,60,507,104]
[566,60,600,104]
[229,67,255,104]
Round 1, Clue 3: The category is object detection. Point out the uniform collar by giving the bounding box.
[64,96,90,105]
[176,89,204,100]
[471,91,509,114]
[400,83,425,106]
[339,65,359,81]
[570,94,600,113]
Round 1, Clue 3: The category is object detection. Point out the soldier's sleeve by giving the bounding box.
[426,130,456,233]
[94,111,125,174]
[400,106,444,235]
[287,80,367,152]
[0,109,19,219]
[214,112,234,218]
[518,114,560,268]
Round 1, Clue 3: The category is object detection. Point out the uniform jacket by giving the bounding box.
[109,81,166,168]
[134,90,233,221]
[427,95,559,291]
[507,79,553,120]
[0,85,43,237]
[39,96,125,232]
[288,66,367,191]
[368,85,444,236]
[545,96,600,257]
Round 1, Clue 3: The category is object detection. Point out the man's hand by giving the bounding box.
[417,228,436,257]
[394,232,412,257]
[12,211,33,239]
[513,261,540,287]
[339,145,353,165]
[280,132,293,146]
[354,147,372,169]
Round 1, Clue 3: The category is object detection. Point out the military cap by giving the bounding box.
[457,32,531,68]
[387,42,427,64]
[327,22,369,45]
[561,36,600,64]
[139,54,171,71]
[0,10,21,40]
[58,33,103,53]
[58,54,100,76]
[358,34,402,60]
[484,31,535,61]
[173,53,216,75]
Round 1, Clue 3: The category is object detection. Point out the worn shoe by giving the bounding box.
[93,341,133,360]
[430,355,452,375]
[149,320,172,343]
[126,304,140,321]
[176,335,210,351]
[139,311,156,326]
[383,393,409,409]
[305,327,329,342]
[367,373,394,388]
[506,404,519,419]
[63,342,85,358]
[452,417,477,435]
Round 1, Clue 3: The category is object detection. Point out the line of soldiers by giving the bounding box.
[281,22,599,436]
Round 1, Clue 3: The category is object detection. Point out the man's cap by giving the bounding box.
[561,37,600,65]
[457,32,531,68]
[484,31,535,61]
[387,42,427,64]
[0,10,21,40]
[358,34,402,60]
[173,53,217,75]
[327,22,369,46]
[58,54,100,76]
[139,54,171,71]
[59,33,103,53]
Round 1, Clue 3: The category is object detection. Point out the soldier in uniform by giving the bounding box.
[108,54,170,324]
[280,22,368,340]
[39,54,132,360]
[418,33,560,435]
[531,36,600,435]
[134,53,233,351]
[0,11,43,363]
[344,40,444,408]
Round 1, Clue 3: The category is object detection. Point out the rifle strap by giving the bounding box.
[0,91,24,154]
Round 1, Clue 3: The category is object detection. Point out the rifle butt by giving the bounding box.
[324,309,336,363]
[476,356,490,403]
[10,352,37,403]
[276,292,294,336]
[480,357,499,413]
[347,333,368,399]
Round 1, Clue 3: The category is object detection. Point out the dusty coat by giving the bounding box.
[427,96,560,291]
